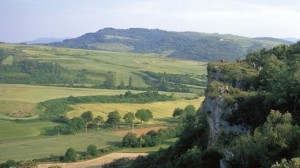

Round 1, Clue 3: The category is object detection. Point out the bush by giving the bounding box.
[0,160,18,168]
[87,144,98,156]
[122,133,140,148]
[175,146,202,168]
[200,148,223,168]
[64,148,77,162]
[103,158,132,168]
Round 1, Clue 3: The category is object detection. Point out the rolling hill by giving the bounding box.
[50,28,289,61]
[0,44,207,92]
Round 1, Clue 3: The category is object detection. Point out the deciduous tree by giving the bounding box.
[106,111,121,129]
[135,109,153,123]
[81,111,94,132]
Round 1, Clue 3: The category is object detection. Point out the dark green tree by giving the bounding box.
[106,111,121,129]
[67,117,85,134]
[122,133,140,148]
[54,125,63,136]
[128,76,133,88]
[172,108,184,118]
[93,115,104,131]
[159,72,168,91]
[184,105,196,115]
[135,109,153,123]
[119,80,125,89]
[104,71,117,89]
[123,112,135,126]
[81,111,94,132]
[64,148,77,162]
[87,144,98,156]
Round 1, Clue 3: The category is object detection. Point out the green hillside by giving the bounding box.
[103,41,300,168]
[50,28,288,61]
[0,44,206,92]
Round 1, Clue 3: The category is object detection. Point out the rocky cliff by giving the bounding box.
[203,62,250,145]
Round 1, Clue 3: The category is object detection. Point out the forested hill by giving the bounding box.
[49,28,289,61]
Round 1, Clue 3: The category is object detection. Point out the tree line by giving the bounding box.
[52,109,154,135]
[39,91,173,120]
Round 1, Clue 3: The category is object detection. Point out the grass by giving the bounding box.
[0,44,207,87]
[1,55,13,65]
[0,44,206,162]
[0,100,37,118]
[0,120,57,141]
[0,84,197,103]
[0,84,198,119]
[0,130,122,163]
[66,97,204,122]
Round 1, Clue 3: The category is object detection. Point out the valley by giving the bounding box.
[0,43,205,165]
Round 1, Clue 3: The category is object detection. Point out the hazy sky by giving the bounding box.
[1,0,300,43]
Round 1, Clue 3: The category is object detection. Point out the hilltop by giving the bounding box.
[50,28,289,61]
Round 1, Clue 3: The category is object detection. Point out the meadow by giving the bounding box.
[0,84,203,163]
[0,44,207,87]
[0,130,122,163]
[67,97,204,121]
[0,84,197,118]
[0,44,207,164]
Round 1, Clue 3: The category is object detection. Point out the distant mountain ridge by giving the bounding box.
[254,37,294,45]
[25,37,66,44]
[49,28,290,61]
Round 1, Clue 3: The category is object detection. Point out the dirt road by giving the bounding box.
[38,153,148,168]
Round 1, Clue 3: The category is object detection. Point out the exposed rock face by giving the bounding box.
[203,65,248,145]
[202,95,233,144]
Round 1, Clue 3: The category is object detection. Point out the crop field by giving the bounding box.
[0,83,202,163]
[67,97,204,122]
[0,44,207,164]
[0,84,198,118]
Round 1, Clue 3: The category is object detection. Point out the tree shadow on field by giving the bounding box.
[154,118,177,124]
[107,141,121,146]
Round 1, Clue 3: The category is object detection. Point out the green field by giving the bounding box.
[0,84,202,163]
[0,43,206,163]
[0,84,198,118]
[0,44,207,87]
[0,120,57,141]
[0,130,122,162]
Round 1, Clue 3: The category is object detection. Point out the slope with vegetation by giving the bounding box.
[50,28,289,61]
[0,43,206,93]
[103,42,300,168]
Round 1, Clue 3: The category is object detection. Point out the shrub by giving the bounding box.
[87,144,98,156]
[64,148,77,162]
[122,133,140,148]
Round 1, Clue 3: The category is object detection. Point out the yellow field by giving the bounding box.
[0,84,198,118]
[67,97,204,122]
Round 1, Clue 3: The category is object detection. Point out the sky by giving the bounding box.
[1,0,300,43]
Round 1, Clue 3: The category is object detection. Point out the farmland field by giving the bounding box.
[0,44,207,87]
[0,120,57,141]
[0,131,122,163]
[0,43,207,164]
[67,97,204,121]
[0,84,198,118]
[0,83,203,163]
